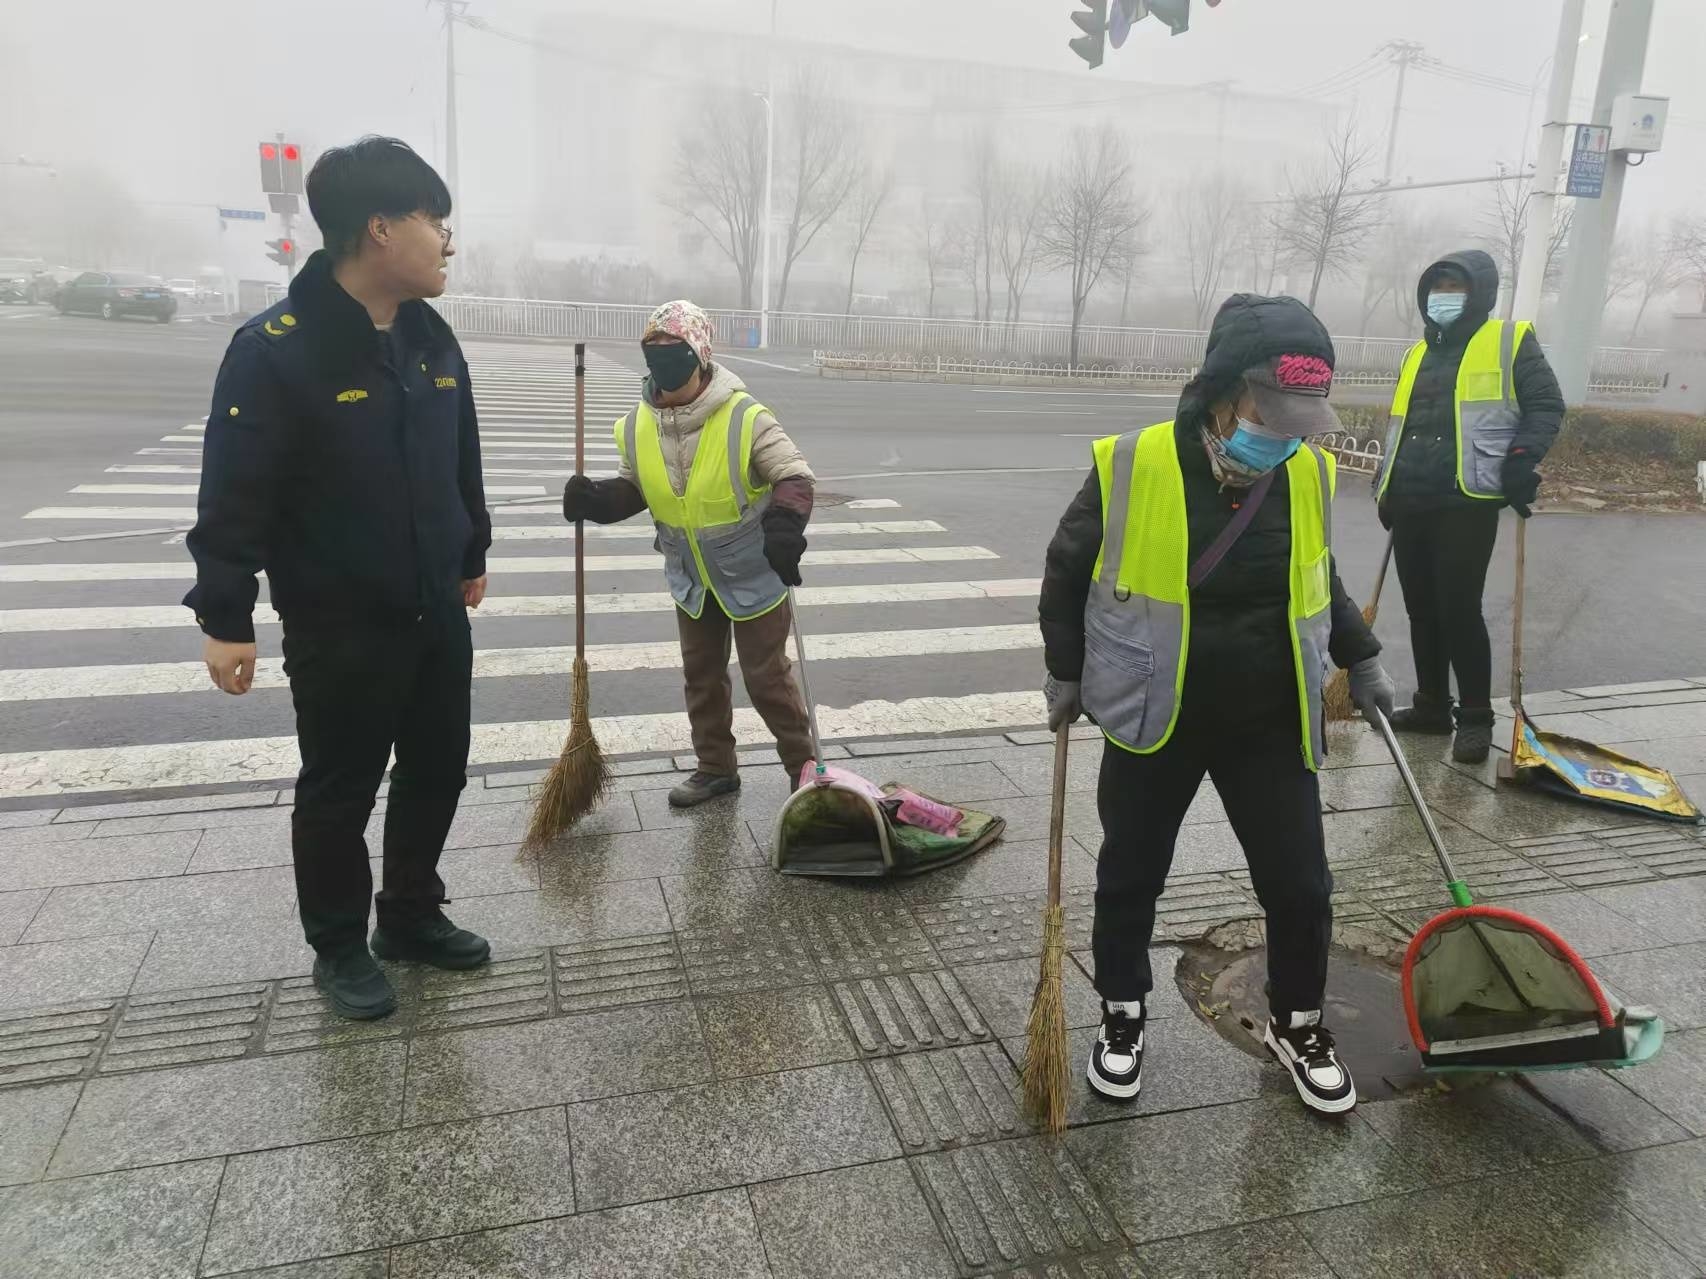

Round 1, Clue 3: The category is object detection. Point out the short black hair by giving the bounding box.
[306,136,451,260]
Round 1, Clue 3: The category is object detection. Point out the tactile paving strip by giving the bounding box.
[912,1137,1127,1276]
[983,1251,1144,1279]
[806,908,941,981]
[415,954,551,1034]
[677,922,819,996]
[833,970,990,1056]
[0,1000,114,1086]
[911,887,1097,966]
[870,1042,1029,1153]
[103,983,267,1073]
[553,934,686,1013]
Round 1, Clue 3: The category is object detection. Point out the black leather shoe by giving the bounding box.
[371,910,492,971]
[312,948,397,1020]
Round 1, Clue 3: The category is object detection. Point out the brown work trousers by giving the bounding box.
[676,595,814,778]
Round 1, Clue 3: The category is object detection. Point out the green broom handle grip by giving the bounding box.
[1373,708,1470,902]
[787,587,826,777]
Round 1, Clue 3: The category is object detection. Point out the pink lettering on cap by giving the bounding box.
[1274,354,1333,391]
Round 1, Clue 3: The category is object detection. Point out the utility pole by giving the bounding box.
[277,131,296,281]
[442,0,462,225]
[1379,41,1425,180]
[1552,0,1653,403]
[1511,0,1586,324]
[759,0,778,350]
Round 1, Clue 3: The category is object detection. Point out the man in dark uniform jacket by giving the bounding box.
[185,136,492,1019]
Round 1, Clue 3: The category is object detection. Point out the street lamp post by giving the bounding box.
[758,0,778,350]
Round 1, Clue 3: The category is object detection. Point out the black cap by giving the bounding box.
[1193,294,1340,437]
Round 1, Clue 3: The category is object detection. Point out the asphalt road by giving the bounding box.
[1,313,1702,801]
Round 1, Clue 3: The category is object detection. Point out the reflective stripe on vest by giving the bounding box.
[1376,319,1531,501]
[1082,421,1336,771]
[615,392,785,621]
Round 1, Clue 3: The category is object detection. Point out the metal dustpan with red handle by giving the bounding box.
[1375,711,1665,1074]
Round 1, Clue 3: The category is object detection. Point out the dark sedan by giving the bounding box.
[56,271,177,323]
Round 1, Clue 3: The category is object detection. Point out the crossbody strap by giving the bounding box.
[1188,469,1275,591]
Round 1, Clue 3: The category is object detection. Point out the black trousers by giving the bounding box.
[283,603,473,953]
[1390,504,1501,710]
[1091,714,1333,1019]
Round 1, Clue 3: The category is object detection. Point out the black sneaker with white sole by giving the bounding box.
[1086,1000,1145,1101]
[1263,1011,1357,1114]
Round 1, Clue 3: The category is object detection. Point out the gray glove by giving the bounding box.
[1044,676,1082,732]
[1348,658,1397,727]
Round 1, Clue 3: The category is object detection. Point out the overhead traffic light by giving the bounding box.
[1069,0,1108,68]
[280,143,304,195]
[1109,0,1138,48]
[1150,0,1189,33]
[265,238,296,269]
[258,140,304,195]
[258,142,283,194]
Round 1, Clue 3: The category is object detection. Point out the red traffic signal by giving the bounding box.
[278,238,293,253]
[282,144,300,162]
[266,237,298,269]
[260,143,277,161]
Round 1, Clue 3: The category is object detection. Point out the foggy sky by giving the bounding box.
[4,0,1702,263]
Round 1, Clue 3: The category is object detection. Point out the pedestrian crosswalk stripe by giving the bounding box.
[0,624,1039,702]
[490,519,945,542]
[0,578,1037,634]
[0,690,1045,799]
[0,546,990,584]
[69,483,550,498]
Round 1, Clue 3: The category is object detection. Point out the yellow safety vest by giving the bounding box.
[615,392,785,621]
[1376,318,1533,501]
[1083,422,1336,771]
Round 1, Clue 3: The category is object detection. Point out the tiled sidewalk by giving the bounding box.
[2,681,1705,1277]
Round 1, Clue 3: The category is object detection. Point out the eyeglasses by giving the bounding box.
[422,218,453,247]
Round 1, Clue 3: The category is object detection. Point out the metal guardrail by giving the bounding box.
[244,288,1663,392]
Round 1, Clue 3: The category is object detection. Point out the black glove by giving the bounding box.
[762,507,807,586]
[1502,450,1540,519]
[562,475,598,523]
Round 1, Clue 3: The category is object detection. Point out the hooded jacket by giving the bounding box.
[1039,293,1380,734]
[1380,249,1565,515]
[184,250,491,642]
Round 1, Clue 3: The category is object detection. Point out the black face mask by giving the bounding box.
[643,342,703,393]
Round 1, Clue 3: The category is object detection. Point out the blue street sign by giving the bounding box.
[218,208,267,221]
[1565,124,1610,199]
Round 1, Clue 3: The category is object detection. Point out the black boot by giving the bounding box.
[1453,707,1497,765]
[371,908,491,970]
[668,770,741,808]
[312,947,397,1020]
[1389,693,1455,735]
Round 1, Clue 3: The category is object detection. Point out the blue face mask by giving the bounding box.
[1427,292,1467,328]
[1223,419,1301,473]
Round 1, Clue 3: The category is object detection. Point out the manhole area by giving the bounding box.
[1176,944,1428,1101]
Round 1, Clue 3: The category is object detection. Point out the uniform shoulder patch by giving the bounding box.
[434,375,458,389]
[336,388,369,403]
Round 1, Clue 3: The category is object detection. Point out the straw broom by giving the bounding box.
[523,342,610,856]
[1324,534,1394,724]
[1020,723,1072,1134]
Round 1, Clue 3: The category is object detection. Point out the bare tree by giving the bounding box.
[915,196,953,318]
[842,167,893,316]
[774,74,861,313]
[1271,124,1384,308]
[968,131,1001,324]
[669,94,765,309]
[995,166,1047,325]
[1481,176,1573,310]
[1038,126,1149,366]
[1671,215,1706,312]
[1625,224,1684,340]
[1172,174,1241,329]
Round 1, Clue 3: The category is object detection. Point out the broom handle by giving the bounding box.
[574,342,586,659]
[1046,724,1070,911]
[1373,708,1471,906]
[1369,534,1394,611]
[1509,514,1526,712]
[787,587,827,777]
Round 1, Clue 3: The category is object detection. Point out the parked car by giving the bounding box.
[55,271,177,323]
[166,278,198,299]
[0,259,42,305]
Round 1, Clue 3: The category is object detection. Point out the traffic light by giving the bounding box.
[1150,0,1189,33]
[1069,0,1108,68]
[280,143,304,195]
[1109,0,1139,48]
[258,141,283,194]
[265,238,296,269]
